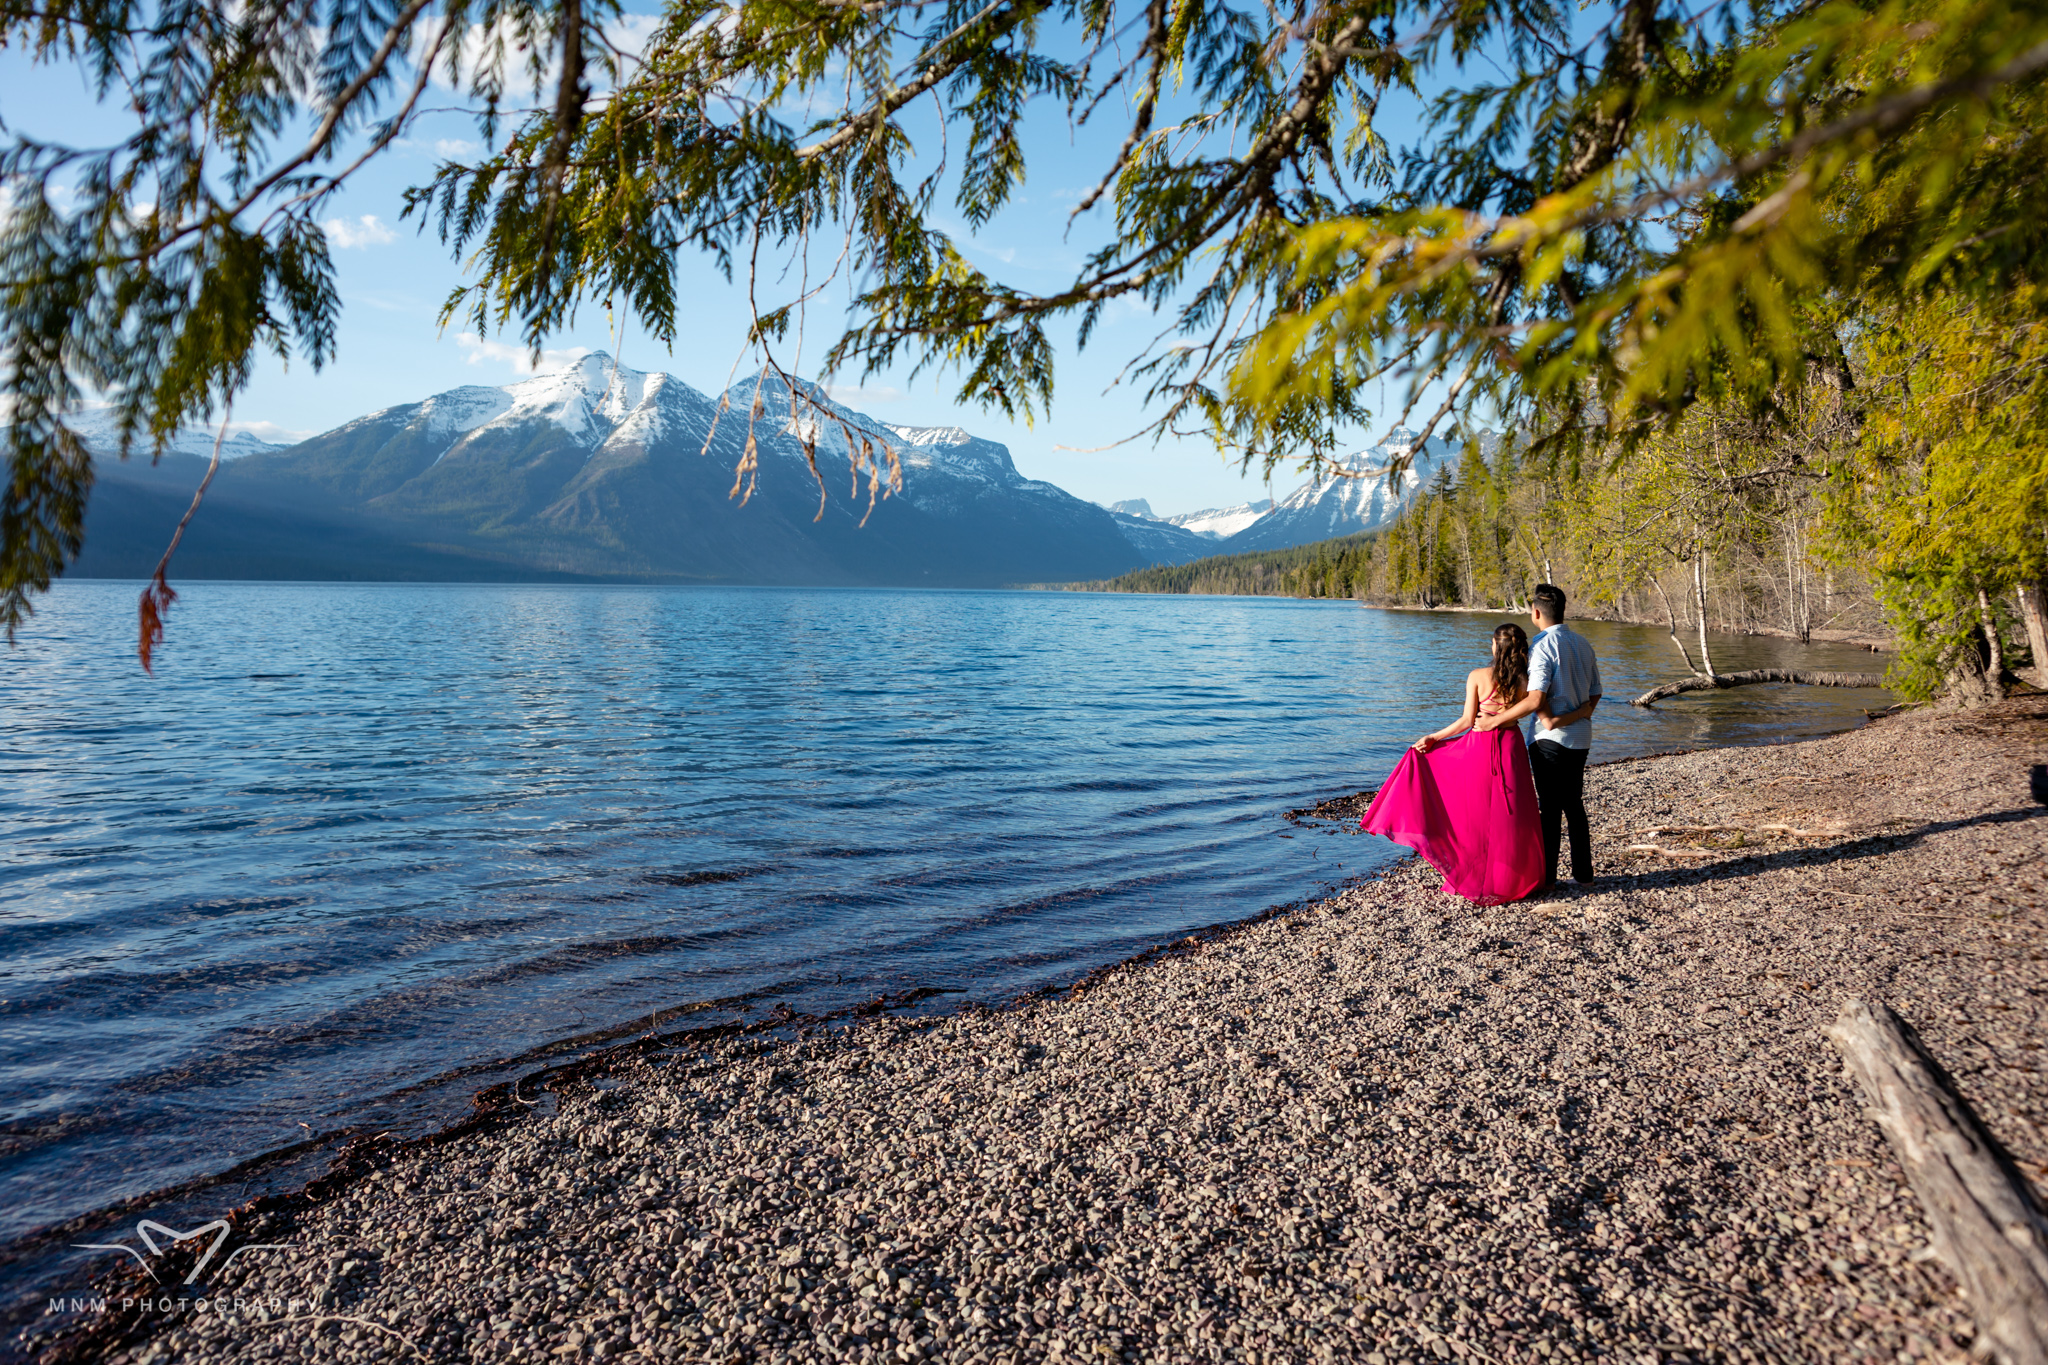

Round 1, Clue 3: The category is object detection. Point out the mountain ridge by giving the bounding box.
[66,359,1464,587]
[1103,427,1476,551]
[72,357,1223,587]
[1217,431,1464,551]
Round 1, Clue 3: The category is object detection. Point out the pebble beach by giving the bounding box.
[34,695,2048,1365]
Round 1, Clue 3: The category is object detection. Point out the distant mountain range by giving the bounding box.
[71,357,1223,586]
[1106,498,1273,539]
[1108,430,1468,551]
[67,359,1472,587]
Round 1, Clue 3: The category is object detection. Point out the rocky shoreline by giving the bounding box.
[30,697,2048,1365]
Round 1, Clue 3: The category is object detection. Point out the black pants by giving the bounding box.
[1529,739,1593,883]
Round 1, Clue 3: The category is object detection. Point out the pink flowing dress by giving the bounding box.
[1359,686,1546,905]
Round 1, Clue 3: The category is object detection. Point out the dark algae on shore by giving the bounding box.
[20,698,2048,1365]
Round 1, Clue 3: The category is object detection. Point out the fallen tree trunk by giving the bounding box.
[1630,668,1887,707]
[1826,999,2048,1365]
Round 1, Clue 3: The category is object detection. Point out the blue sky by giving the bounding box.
[2,8,1452,517]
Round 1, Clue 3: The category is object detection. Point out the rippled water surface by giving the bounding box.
[1,582,1890,1242]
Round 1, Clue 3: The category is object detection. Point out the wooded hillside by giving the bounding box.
[1072,429,1892,653]
[1340,423,1892,648]
[1070,414,1905,680]
[1069,534,1377,600]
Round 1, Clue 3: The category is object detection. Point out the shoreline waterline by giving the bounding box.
[17,697,2044,1365]
[0,709,1879,1289]
[2,584,1897,1258]
[1067,587,1896,655]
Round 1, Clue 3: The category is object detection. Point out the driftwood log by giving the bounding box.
[1630,668,1888,707]
[1826,998,2048,1365]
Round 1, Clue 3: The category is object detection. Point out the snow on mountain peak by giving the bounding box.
[720,374,889,455]
[497,351,658,440]
[66,406,287,460]
[884,423,973,447]
[713,384,1022,489]
[416,385,515,437]
[1119,429,1484,553]
[1165,500,1271,539]
[410,351,682,459]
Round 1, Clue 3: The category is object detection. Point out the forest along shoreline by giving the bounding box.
[31,700,2048,1365]
[1353,601,1896,654]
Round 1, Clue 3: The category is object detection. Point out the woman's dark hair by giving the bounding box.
[1490,623,1530,706]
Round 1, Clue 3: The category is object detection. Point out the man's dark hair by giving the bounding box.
[1532,584,1567,620]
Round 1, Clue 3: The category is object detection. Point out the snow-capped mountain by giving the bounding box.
[1100,497,1273,540]
[69,406,286,462]
[74,355,1221,585]
[1108,512,1216,565]
[726,379,1215,571]
[397,353,683,454]
[1103,430,1467,555]
[882,423,1027,490]
[1216,431,1464,552]
[1166,500,1272,539]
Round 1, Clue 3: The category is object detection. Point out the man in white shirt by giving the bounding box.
[1472,583,1602,887]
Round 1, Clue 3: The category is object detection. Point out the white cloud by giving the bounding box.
[433,138,480,157]
[227,419,317,444]
[457,332,593,374]
[825,384,905,405]
[347,289,423,314]
[610,13,662,58]
[931,218,1019,266]
[422,12,659,93]
[323,214,399,249]
[1,182,113,228]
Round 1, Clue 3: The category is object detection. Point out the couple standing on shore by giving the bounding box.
[1360,585,1602,904]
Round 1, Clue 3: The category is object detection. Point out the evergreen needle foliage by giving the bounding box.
[1071,531,1379,598]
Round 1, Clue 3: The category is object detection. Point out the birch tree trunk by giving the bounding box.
[2015,581,2048,687]
[1649,575,1702,674]
[1693,550,1718,679]
[1786,518,1813,643]
[1798,525,1813,642]
[1978,582,2007,682]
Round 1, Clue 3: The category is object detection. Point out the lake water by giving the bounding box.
[0,582,1889,1251]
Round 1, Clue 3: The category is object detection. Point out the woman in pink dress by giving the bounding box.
[1359,624,1546,904]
